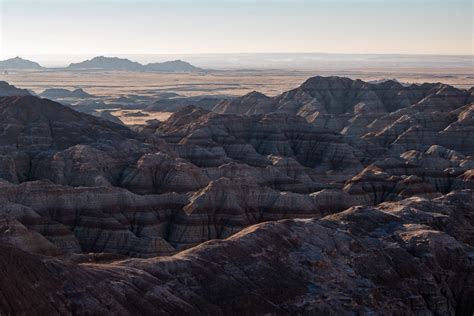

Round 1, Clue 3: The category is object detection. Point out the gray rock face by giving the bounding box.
[0,86,472,259]
[121,152,210,194]
[168,177,357,249]
[214,76,473,156]
[215,76,470,118]
[0,180,183,257]
[214,91,273,114]
[0,79,473,314]
[0,95,135,151]
[158,106,363,173]
[0,81,31,96]
[0,94,364,258]
[343,163,442,205]
[0,191,472,314]
[0,95,143,184]
[362,103,474,156]
[0,177,357,258]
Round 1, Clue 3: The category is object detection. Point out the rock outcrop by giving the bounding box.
[0,81,31,96]
[0,95,143,184]
[0,180,184,257]
[214,91,273,115]
[214,76,471,118]
[0,78,473,314]
[213,76,473,156]
[39,88,94,99]
[158,107,363,173]
[0,191,472,314]
[1,86,472,260]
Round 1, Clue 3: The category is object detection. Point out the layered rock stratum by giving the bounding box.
[0,76,472,315]
[1,192,472,314]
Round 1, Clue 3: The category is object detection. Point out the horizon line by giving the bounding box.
[3,52,474,58]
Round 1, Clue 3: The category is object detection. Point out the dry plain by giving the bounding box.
[1,67,472,125]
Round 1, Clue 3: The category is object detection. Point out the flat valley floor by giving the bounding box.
[2,66,472,125]
[3,67,473,97]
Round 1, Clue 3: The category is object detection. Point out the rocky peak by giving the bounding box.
[0,81,31,97]
[0,95,135,150]
[299,75,359,92]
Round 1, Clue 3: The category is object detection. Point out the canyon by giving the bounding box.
[0,76,473,314]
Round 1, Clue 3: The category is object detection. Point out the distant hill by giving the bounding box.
[144,60,203,72]
[66,56,204,72]
[67,56,144,71]
[0,56,42,70]
[40,88,94,99]
[1,55,205,72]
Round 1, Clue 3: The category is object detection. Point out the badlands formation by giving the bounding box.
[0,76,473,314]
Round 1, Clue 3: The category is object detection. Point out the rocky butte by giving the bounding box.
[64,56,204,72]
[0,76,472,315]
[0,56,205,73]
[0,56,43,70]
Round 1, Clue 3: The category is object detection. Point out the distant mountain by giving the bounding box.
[40,88,94,99]
[0,81,31,96]
[0,56,42,70]
[67,56,143,71]
[1,55,204,72]
[66,56,203,72]
[144,60,203,72]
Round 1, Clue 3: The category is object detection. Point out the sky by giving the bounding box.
[0,0,473,59]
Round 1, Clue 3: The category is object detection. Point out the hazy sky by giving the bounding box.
[0,0,472,59]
